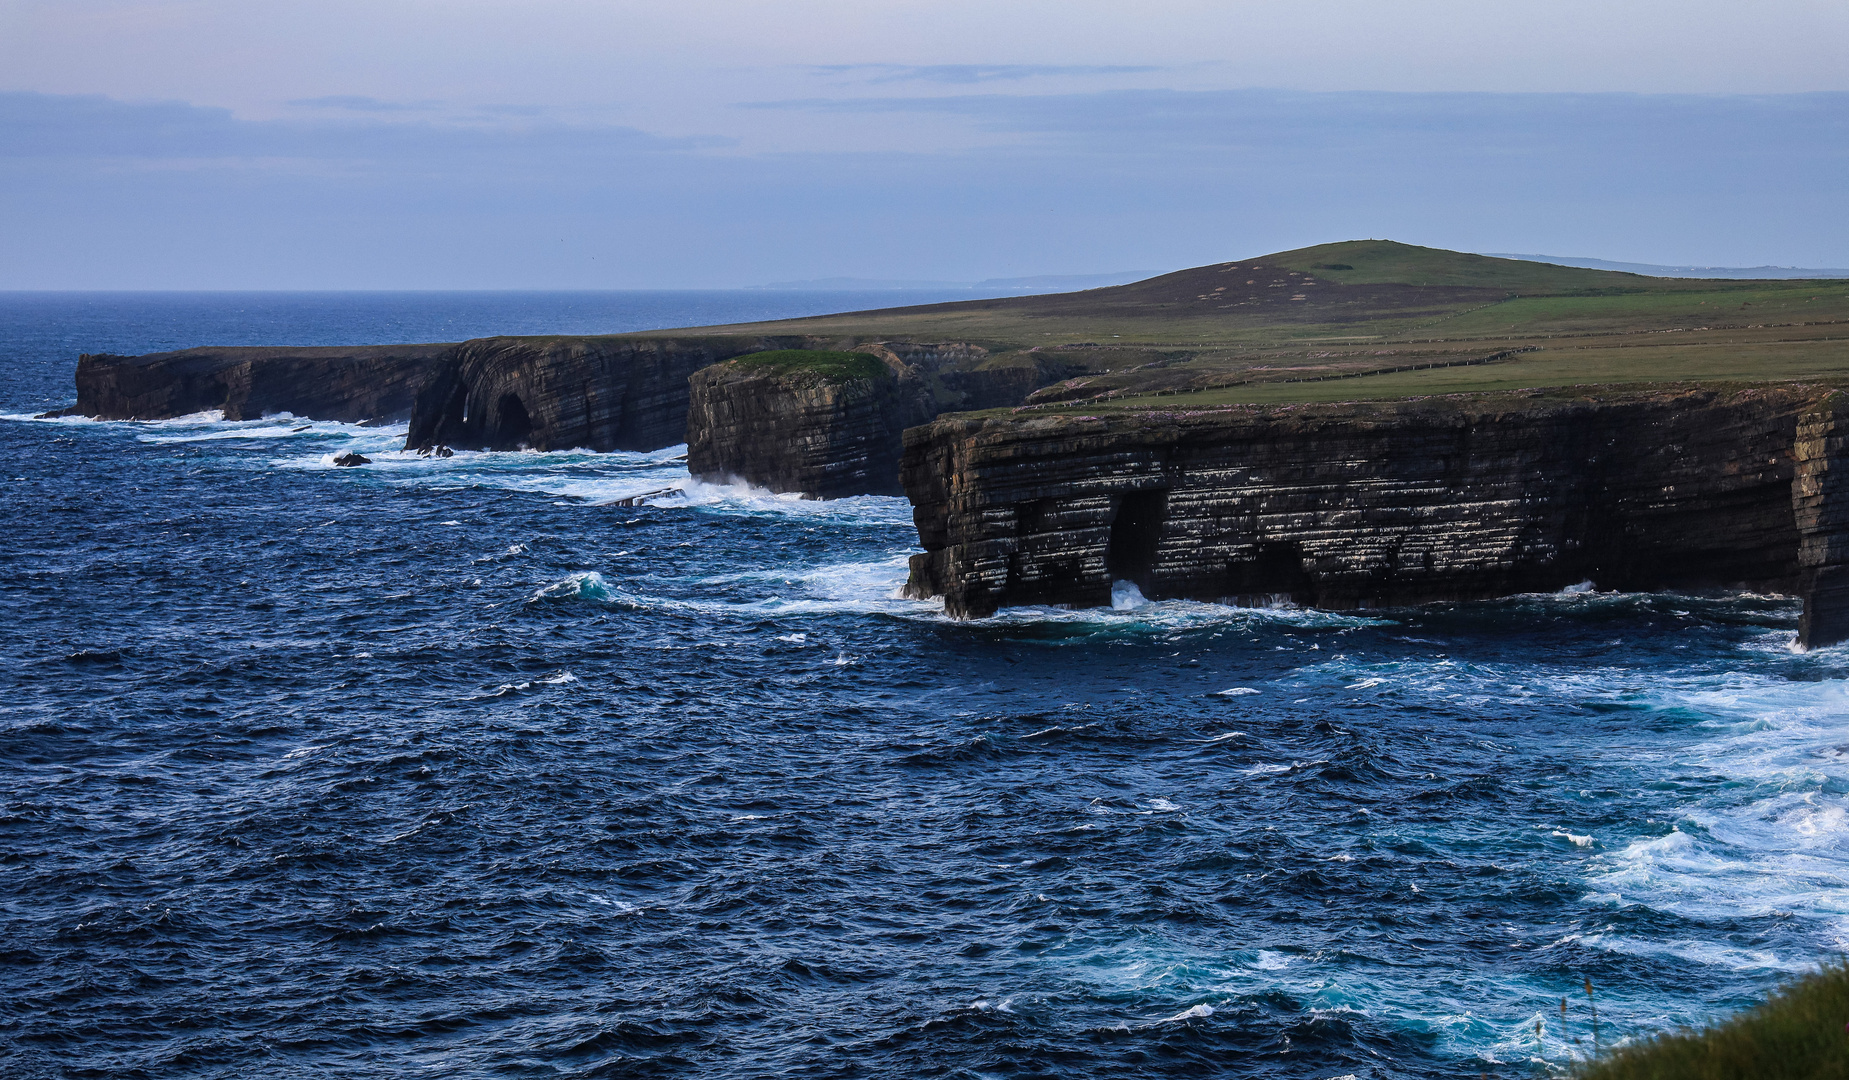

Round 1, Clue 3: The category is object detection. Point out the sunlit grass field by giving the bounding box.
[612,240,1849,408]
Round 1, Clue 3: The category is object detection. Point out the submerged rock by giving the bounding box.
[332,452,371,467]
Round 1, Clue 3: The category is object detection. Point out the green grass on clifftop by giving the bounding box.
[731,349,888,382]
[1267,239,1651,292]
[624,241,1849,408]
[1577,963,1849,1080]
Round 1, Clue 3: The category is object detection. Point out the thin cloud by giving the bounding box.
[286,95,436,113]
[807,63,1162,85]
[1,91,734,162]
[742,87,1849,161]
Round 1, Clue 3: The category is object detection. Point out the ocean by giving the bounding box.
[3,291,1848,1078]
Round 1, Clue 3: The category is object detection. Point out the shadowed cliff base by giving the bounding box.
[899,385,1849,649]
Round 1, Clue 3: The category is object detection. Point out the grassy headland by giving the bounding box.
[729,349,889,382]
[1577,963,1849,1080]
[642,241,1849,410]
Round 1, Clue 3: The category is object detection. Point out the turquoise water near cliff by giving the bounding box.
[5,292,1849,1078]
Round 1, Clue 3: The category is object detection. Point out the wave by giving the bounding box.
[1577,675,1849,939]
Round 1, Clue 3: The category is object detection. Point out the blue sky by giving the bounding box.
[2,1,1846,288]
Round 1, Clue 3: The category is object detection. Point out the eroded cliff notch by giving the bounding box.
[901,387,1849,646]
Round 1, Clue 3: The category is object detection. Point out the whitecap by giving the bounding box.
[1217,687,1260,696]
[956,595,1392,636]
[1160,1003,1214,1022]
[1024,722,1100,739]
[533,572,616,602]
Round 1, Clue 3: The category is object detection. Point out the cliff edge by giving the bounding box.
[685,349,934,498]
[900,386,1849,648]
[69,345,455,424]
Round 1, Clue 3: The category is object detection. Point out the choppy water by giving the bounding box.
[5,293,1849,1079]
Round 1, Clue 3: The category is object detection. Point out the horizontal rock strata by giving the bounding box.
[68,336,1050,467]
[686,352,934,498]
[404,335,833,452]
[69,336,831,451]
[902,387,1849,646]
[1795,392,1849,647]
[70,345,455,423]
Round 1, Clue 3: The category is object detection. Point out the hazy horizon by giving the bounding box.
[3,2,1846,289]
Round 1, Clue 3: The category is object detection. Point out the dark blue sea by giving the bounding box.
[5,291,1849,1079]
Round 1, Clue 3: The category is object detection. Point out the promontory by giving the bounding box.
[55,241,1849,644]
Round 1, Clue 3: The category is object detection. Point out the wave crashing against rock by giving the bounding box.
[900,387,1849,648]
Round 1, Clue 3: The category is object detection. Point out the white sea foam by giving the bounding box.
[1218,687,1260,696]
[960,595,1391,635]
[1560,933,1810,973]
[1160,1003,1214,1022]
[474,669,581,698]
[1564,673,1849,941]
[533,572,616,602]
[533,558,938,621]
[1242,762,1295,777]
[1112,579,1151,610]
[1024,722,1100,739]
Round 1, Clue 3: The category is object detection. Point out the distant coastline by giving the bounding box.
[750,271,1147,292]
[1483,252,1849,279]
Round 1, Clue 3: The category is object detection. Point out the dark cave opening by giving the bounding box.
[1227,540,1313,605]
[496,393,533,447]
[1106,488,1169,593]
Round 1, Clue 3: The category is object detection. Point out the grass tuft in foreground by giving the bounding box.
[1577,963,1849,1080]
[731,349,888,382]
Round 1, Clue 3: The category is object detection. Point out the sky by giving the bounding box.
[2,0,1846,288]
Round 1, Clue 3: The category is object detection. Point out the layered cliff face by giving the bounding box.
[65,335,1048,468]
[71,345,455,423]
[404,335,827,452]
[902,387,1845,641]
[686,350,935,498]
[1795,392,1849,647]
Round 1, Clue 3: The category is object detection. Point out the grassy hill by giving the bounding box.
[627,240,1849,408]
[1576,962,1849,1080]
[1267,239,1652,291]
